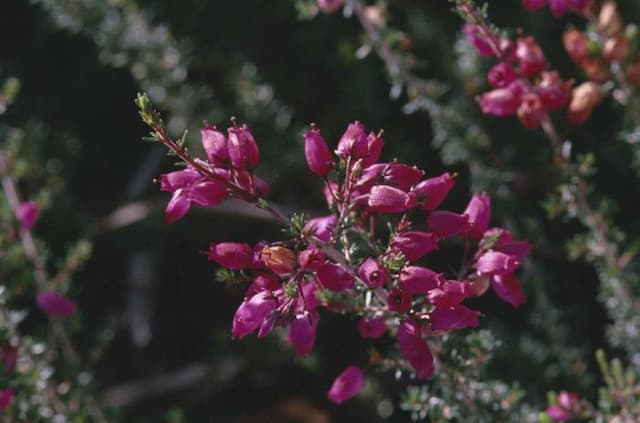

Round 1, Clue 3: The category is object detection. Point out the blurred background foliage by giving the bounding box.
[2,0,640,421]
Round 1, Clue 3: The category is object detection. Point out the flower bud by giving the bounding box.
[390,231,439,261]
[476,251,520,275]
[399,266,444,294]
[261,246,297,275]
[288,311,319,356]
[491,274,527,308]
[426,211,470,238]
[304,215,337,242]
[517,92,546,129]
[464,193,491,240]
[336,121,368,159]
[383,163,423,191]
[397,320,434,378]
[36,291,78,317]
[232,291,276,339]
[317,0,343,14]
[327,366,364,404]
[227,124,259,169]
[516,36,547,77]
[368,185,414,213]
[603,35,629,63]
[487,62,517,89]
[304,129,333,176]
[357,317,386,339]
[15,201,39,229]
[208,242,254,269]
[316,263,354,291]
[201,124,229,166]
[362,131,384,167]
[463,25,498,58]
[563,29,589,64]
[358,258,387,288]
[413,172,455,210]
[430,304,480,331]
[568,81,603,125]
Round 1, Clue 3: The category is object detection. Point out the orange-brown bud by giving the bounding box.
[563,29,589,64]
[568,82,604,125]
[603,36,629,63]
[598,1,623,37]
[261,246,298,275]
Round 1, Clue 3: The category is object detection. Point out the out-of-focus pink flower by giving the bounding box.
[488,62,517,88]
[563,29,589,64]
[316,263,354,291]
[464,194,491,240]
[523,0,548,11]
[476,251,520,275]
[208,242,254,269]
[398,320,434,378]
[336,121,368,159]
[201,124,229,166]
[37,291,78,317]
[399,266,443,294]
[317,0,344,14]
[390,231,439,261]
[358,258,387,288]
[357,316,386,339]
[427,211,470,238]
[327,366,364,404]
[288,311,319,356]
[517,93,546,129]
[232,291,276,339]
[568,81,604,125]
[536,71,572,110]
[368,185,414,213]
[413,173,455,210]
[491,274,527,308]
[464,25,498,58]
[304,129,334,176]
[227,124,259,169]
[479,85,522,116]
[305,215,338,242]
[516,37,547,76]
[430,304,480,331]
[15,201,39,229]
[0,388,13,411]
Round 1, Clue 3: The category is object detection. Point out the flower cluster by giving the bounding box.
[465,25,573,129]
[153,113,531,404]
[522,0,586,19]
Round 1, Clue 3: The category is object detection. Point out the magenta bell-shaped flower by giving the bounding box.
[15,201,39,229]
[479,85,522,116]
[491,273,527,308]
[398,320,434,379]
[390,231,438,261]
[327,366,364,404]
[516,36,547,77]
[430,304,480,331]
[335,121,368,160]
[304,215,338,242]
[427,211,470,238]
[413,172,455,210]
[288,311,319,356]
[161,169,226,224]
[304,129,333,176]
[476,251,520,275]
[368,185,414,213]
[488,62,517,89]
[399,266,444,294]
[0,388,13,411]
[201,124,229,166]
[464,193,491,240]
[227,124,259,169]
[37,291,78,317]
[208,242,255,269]
[358,258,387,288]
[316,263,354,291]
[231,291,276,339]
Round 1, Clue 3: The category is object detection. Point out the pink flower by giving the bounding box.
[357,316,386,339]
[368,185,414,213]
[0,388,13,411]
[463,25,498,58]
[516,37,547,77]
[387,288,412,313]
[536,71,572,110]
[397,320,434,378]
[37,291,78,317]
[390,231,438,261]
[246,273,281,297]
[476,251,520,275]
[428,280,474,307]
[399,266,444,294]
[231,291,276,339]
[546,405,572,421]
[358,258,387,288]
[304,129,333,176]
[327,366,364,404]
[288,311,319,356]
[479,85,521,116]
[430,304,480,331]
[316,263,354,291]
[517,92,546,129]
[15,201,39,229]
[161,169,226,223]
[427,211,470,238]
[383,163,423,191]
[563,29,589,64]
[297,282,321,310]
[491,274,527,308]
[481,228,532,258]
[413,172,455,210]
[201,124,229,166]
[304,215,338,242]
[208,242,254,269]
[227,124,259,169]
[488,62,517,89]
[464,194,491,240]
[362,132,384,167]
[298,247,326,270]
[336,121,368,159]
[317,0,344,14]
